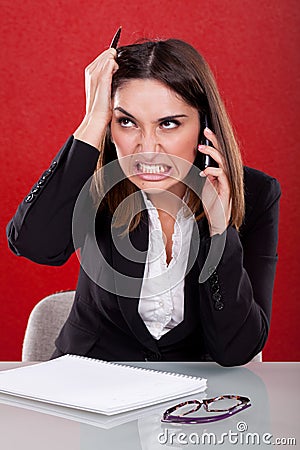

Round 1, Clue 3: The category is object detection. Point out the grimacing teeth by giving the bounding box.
[136,162,171,174]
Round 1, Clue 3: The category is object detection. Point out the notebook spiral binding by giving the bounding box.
[67,354,203,382]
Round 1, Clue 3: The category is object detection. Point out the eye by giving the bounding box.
[160,120,181,129]
[117,117,136,128]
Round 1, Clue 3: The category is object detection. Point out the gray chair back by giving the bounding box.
[252,352,262,362]
[22,291,75,361]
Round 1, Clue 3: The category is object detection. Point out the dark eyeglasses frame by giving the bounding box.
[161,395,251,424]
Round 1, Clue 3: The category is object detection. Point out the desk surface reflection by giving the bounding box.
[0,361,299,450]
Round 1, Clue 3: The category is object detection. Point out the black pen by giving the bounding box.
[110,26,122,49]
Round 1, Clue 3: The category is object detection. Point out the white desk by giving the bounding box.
[0,362,299,449]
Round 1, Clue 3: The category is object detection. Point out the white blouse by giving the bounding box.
[138,191,194,339]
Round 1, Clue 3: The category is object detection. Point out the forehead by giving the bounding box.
[113,79,196,114]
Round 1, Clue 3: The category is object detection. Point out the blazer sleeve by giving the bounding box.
[6,136,100,266]
[199,171,281,366]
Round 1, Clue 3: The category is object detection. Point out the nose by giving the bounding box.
[137,130,161,156]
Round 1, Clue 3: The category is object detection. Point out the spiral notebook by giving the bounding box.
[0,355,207,415]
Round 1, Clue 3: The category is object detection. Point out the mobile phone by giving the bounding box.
[198,115,218,170]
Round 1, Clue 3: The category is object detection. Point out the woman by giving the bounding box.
[7,38,280,366]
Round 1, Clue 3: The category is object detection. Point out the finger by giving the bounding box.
[91,48,117,64]
[203,127,220,150]
[87,54,117,77]
[199,167,230,189]
[85,58,118,116]
[90,60,118,102]
[86,48,117,73]
[198,144,224,167]
[99,57,119,79]
[200,167,224,178]
[86,58,118,92]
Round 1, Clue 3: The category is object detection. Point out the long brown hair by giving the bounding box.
[91,39,244,233]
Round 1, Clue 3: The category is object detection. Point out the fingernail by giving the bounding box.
[205,127,212,134]
[199,171,206,177]
[198,144,205,151]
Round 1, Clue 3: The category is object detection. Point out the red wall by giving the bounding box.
[1,0,299,361]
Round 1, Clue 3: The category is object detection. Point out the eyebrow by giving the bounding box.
[114,107,188,122]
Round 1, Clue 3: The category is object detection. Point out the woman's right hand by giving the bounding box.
[74,48,119,151]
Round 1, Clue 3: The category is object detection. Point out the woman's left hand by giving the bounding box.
[198,127,232,236]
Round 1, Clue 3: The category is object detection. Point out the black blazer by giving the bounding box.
[7,136,281,366]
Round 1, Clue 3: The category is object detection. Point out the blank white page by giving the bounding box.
[0,355,207,415]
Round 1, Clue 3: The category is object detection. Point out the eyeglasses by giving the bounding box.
[161,395,251,424]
